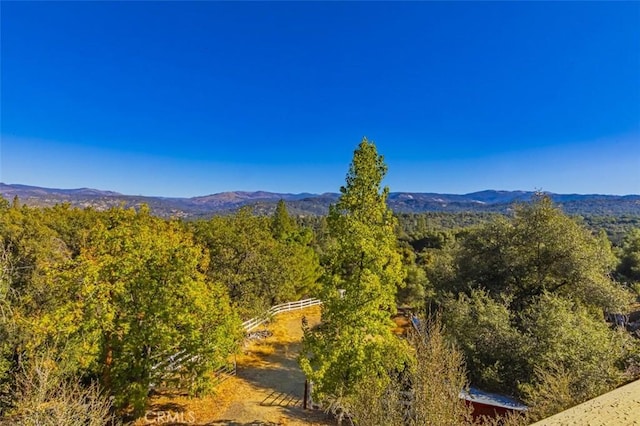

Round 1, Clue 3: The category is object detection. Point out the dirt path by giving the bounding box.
[208,306,332,426]
[138,306,331,426]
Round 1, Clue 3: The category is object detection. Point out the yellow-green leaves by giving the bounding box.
[0,204,241,416]
[73,208,240,414]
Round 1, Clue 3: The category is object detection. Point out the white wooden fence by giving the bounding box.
[242,298,323,332]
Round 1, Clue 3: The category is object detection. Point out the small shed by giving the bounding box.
[459,387,528,420]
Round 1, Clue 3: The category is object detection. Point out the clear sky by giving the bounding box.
[1,1,639,197]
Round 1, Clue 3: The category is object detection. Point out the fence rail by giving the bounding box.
[212,362,237,385]
[242,298,322,332]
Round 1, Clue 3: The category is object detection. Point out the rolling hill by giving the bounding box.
[1,183,638,218]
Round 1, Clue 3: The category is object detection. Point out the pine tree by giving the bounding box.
[300,138,408,411]
[271,199,296,241]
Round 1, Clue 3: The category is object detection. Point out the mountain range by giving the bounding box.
[1,183,639,218]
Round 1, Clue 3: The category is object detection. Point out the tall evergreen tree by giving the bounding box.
[300,138,408,410]
[271,199,296,241]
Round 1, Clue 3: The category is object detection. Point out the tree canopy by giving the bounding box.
[430,196,638,409]
[435,195,631,313]
[192,205,320,318]
[617,228,640,284]
[2,153,638,424]
[0,203,241,416]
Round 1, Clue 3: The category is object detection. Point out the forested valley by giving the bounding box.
[1,140,640,425]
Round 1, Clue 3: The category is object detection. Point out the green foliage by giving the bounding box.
[443,288,633,405]
[518,294,626,412]
[2,177,636,423]
[437,195,632,313]
[0,202,81,411]
[347,315,473,425]
[617,228,640,284]
[519,365,577,423]
[271,199,297,241]
[0,203,241,416]
[435,197,636,416]
[582,215,640,246]
[300,138,409,403]
[193,206,320,318]
[69,208,240,414]
[442,290,525,393]
[396,212,498,238]
[396,245,432,308]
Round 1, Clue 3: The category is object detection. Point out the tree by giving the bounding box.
[437,195,632,313]
[271,200,322,299]
[346,315,473,426]
[0,204,241,416]
[0,202,77,412]
[434,196,637,415]
[442,289,634,406]
[396,245,431,309]
[617,228,640,284]
[442,290,526,393]
[271,199,296,241]
[194,209,281,317]
[518,292,628,417]
[193,207,320,318]
[300,138,409,414]
[67,207,241,414]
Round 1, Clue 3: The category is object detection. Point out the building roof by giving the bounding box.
[532,379,640,425]
[459,387,528,412]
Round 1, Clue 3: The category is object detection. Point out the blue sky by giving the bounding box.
[1,1,639,197]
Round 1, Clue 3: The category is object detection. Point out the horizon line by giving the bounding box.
[1,182,638,199]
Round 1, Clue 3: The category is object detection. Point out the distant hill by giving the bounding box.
[1,183,639,218]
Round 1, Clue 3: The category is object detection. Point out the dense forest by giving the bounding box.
[1,140,639,425]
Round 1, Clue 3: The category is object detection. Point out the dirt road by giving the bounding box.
[209,306,331,426]
[139,306,331,426]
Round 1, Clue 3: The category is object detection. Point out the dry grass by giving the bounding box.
[133,377,243,425]
[271,305,322,342]
[392,313,411,336]
[237,335,276,368]
[237,305,322,368]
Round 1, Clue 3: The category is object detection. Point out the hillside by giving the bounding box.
[1,183,639,218]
